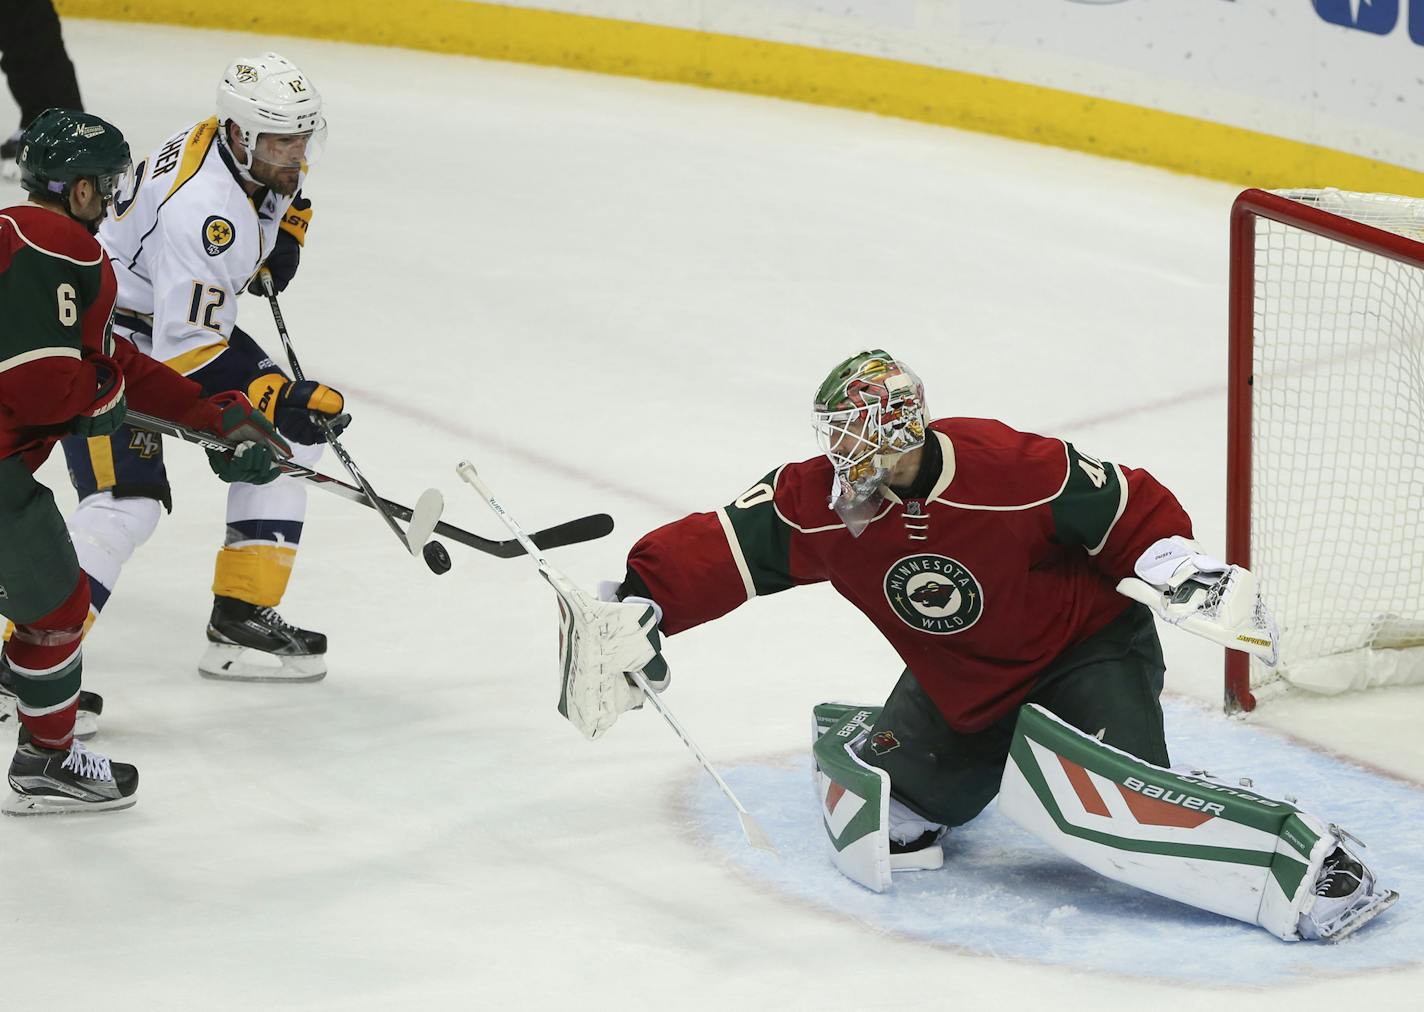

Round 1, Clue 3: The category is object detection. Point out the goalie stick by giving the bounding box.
[456,459,777,855]
[258,269,441,565]
[125,410,614,558]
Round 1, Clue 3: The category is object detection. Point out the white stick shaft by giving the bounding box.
[626,668,744,813]
[456,461,548,569]
[457,460,776,855]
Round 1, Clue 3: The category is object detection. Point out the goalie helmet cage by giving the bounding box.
[1227,187,1424,712]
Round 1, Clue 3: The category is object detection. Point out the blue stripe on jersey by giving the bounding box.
[87,573,113,614]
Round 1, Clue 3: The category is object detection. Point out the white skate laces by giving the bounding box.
[255,606,296,631]
[60,740,114,782]
[1297,828,1398,941]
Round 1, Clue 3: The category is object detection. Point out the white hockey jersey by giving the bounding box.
[99,116,310,376]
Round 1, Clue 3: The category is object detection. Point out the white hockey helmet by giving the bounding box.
[216,53,327,171]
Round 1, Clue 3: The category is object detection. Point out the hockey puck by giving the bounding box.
[423,540,452,575]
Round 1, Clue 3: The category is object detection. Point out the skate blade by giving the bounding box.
[198,643,326,683]
[1,695,98,738]
[73,710,99,740]
[1321,889,1400,943]
[890,845,945,872]
[2,790,136,817]
[0,700,96,739]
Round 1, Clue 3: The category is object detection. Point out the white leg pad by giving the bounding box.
[998,704,1397,941]
[811,703,946,890]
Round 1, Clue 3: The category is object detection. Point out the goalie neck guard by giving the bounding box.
[812,350,927,533]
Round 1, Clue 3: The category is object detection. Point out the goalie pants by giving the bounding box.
[865,602,1168,829]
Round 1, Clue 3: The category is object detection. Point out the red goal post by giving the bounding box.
[1227,188,1424,712]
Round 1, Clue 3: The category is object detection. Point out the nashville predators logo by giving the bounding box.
[868,730,901,756]
[202,215,235,256]
[234,64,259,84]
[884,554,983,635]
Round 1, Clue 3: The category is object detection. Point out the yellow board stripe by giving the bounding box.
[54,0,1424,193]
[87,434,117,491]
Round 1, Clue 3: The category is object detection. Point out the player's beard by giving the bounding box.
[252,161,300,196]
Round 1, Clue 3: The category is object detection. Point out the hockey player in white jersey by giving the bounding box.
[60,53,348,686]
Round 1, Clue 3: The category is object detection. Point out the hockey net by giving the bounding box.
[1227,188,1424,711]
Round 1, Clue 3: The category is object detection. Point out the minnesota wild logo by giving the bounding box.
[883,554,983,634]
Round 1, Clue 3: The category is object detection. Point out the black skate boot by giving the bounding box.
[0,665,104,739]
[198,595,327,682]
[1298,838,1399,941]
[4,738,138,815]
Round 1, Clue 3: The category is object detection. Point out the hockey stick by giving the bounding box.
[258,269,444,566]
[125,410,614,558]
[456,459,777,855]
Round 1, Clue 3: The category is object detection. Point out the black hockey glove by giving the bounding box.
[248,372,350,445]
[247,227,301,295]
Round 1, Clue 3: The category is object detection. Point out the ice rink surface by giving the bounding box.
[3,19,1423,1011]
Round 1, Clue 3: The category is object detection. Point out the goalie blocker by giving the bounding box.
[547,575,668,740]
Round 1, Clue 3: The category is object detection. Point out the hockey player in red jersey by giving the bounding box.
[0,109,288,814]
[586,349,1394,941]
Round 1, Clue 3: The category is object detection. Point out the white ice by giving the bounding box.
[3,19,1422,1010]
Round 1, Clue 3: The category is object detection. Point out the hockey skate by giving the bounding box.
[4,738,138,815]
[198,595,327,682]
[0,666,103,739]
[1297,839,1399,942]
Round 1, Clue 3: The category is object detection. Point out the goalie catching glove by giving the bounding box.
[541,575,669,740]
[1118,536,1279,665]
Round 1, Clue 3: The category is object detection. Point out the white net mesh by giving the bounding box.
[1250,188,1424,696]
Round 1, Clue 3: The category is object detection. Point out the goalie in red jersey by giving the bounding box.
[0,109,288,815]
[584,350,1395,941]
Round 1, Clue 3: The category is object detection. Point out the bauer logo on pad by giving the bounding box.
[203,215,235,256]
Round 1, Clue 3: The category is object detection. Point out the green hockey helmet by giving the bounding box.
[17,108,132,209]
[812,349,928,484]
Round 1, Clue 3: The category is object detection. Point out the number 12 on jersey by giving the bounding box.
[187,282,226,330]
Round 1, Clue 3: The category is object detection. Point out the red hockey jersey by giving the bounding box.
[626,417,1193,732]
[0,204,218,470]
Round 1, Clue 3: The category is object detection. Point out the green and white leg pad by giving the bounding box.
[999,704,1398,941]
[811,702,946,892]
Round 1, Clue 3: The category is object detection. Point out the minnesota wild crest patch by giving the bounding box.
[883,554,983,635]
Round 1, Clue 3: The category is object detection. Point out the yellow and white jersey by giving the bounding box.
[99,117,308,376]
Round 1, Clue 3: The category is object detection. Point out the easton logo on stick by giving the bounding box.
[884,554,983,634]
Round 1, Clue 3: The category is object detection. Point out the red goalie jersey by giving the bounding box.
[626,417,1193,733]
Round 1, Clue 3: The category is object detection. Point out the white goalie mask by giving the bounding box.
[216,53,327,190]
[812,350,927,534]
